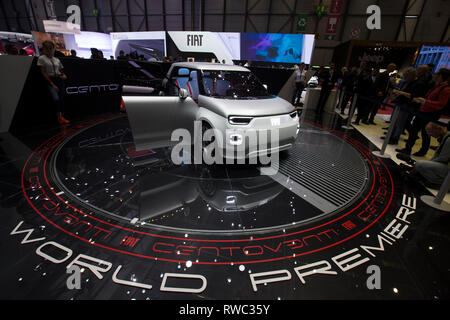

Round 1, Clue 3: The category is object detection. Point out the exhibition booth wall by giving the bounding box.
[6,57,124,134]
[18,30,315,65]
[0,56,294,135]
[332,40,450,70]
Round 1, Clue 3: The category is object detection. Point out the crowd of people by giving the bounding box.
[5,41,450,187]
[289,60,450,187]
[309,61,400,124]
[2,43,29,56]
[324,61,449,187]
[394,67,450,188]
[401,121,450,189]
[115,49,164,62]
[394,68,450,155]
[311,61,449,155]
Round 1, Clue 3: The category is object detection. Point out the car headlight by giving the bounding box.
[229,116,253,125]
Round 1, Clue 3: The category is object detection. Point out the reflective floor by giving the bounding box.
[0,108,449,300]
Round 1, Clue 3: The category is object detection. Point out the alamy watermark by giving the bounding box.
[66,265,81,290]
[170,121,280,175]
[366,265,381,290]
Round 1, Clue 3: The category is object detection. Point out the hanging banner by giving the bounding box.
[43,20,81,34]
[167,31,235,64]
[326,15,340,34]
[329,0,343,15]
[45,0,57,20]
[297,14,308,32]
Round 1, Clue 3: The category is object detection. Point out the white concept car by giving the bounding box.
[123,62,300,160]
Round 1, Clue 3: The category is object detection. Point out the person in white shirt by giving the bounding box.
[37,40,69,125]
[292,63,307,105]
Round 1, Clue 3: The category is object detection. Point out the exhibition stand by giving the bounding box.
[0,55,295,135]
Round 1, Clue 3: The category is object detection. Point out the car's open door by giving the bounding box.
[123,94,198,151]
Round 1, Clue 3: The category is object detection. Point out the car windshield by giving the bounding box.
[199,70,272,99]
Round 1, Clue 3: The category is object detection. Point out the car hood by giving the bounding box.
[198,95,294,118]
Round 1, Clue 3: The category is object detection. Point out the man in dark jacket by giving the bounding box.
[367,63,396,124]
[353,68,375,125]
[316,62,340,116]
[402,65,433,134]
[340,67,357,114]
[397,68,450,156]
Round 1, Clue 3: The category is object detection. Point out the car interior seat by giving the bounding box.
[215,75,231,96]
[174,68,190,95]
[188,70,199,100]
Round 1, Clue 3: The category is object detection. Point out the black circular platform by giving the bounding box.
[49,115,370,234]
[10,112,450,301]
[22,114,393,265]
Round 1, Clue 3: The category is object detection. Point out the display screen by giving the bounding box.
[415,45,450,73]
[63,31,113,59]
[113,39,165,61]
[240,33,305,64]
[32,31,67,56]
[27,30,315,64]
[111,32,166,60]
[166,31,314,65]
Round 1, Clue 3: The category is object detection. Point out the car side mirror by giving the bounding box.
[179,88,188,100]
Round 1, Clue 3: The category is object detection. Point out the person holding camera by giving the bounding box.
[387,67,428,145]
[396,68,450,156]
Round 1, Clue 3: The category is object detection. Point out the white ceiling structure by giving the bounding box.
[0,0,449,64]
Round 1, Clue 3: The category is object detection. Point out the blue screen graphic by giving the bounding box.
[415,46,450,73]
[240,33,304,63]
